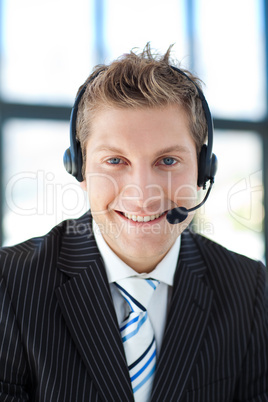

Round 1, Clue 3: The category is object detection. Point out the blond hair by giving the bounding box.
[76,44,207,177]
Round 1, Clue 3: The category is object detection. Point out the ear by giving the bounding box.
[80,180,87,191]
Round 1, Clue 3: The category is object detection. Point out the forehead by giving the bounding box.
[86,104,196,153]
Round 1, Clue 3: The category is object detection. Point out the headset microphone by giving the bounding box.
[166,178,214,225]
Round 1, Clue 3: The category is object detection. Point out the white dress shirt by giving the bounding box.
[93,220,180,354]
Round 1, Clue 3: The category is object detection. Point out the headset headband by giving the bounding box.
[63,65,217,187]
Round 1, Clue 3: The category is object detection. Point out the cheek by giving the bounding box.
[86,173,120,210]
[170,173,198,206]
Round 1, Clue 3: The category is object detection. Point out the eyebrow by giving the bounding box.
[154,145,191,155]
[93,144,191,155]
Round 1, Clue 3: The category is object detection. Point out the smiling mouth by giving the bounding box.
[117,211,166,223]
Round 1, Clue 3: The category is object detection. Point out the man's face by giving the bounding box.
[81,104,199,272]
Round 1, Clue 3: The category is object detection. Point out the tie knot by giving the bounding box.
[115,277,159,312]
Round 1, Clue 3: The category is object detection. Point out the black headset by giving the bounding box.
[63,66,218,189]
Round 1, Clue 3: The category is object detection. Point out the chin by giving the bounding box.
[118,235,173,259]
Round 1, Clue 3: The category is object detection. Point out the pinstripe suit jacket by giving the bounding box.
[0,211,267,402]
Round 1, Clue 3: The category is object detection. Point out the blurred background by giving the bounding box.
[0,0,267,263]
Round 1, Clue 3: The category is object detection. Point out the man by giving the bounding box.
[0,45,267,401]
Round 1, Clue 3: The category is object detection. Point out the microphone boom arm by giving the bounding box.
[166,178,214,225]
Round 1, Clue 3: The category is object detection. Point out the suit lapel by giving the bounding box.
[151,230,214,402]
[55,213,133,401]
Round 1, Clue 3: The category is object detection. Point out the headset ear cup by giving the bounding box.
[63,148,72,175]
[197,145,207,188]
[63,146,84,182]
[210,153,218,179]
[76,146,84,182]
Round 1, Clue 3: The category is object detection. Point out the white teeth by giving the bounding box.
[123,212,164,222]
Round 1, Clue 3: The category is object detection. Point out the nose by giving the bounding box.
[118,164,165,215]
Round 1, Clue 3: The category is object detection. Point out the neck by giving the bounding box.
[109,246,170,274]
[118,255,157,274]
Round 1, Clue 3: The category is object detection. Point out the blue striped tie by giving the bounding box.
[115,277,160,402]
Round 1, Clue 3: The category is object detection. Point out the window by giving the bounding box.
[194,0,266,120]
[0,0,267,263]
[195,130,264,261]
[3,119,88,246]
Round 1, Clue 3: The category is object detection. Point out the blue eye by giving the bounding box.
[162,157,176,165]
[107,158,122,164]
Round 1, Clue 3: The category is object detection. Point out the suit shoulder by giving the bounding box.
[188,231,267,316]
[188,231,267,291]
[191,231,263,266]
[0,221,64,277]
[1,211,91,254]
[0,212,93,279]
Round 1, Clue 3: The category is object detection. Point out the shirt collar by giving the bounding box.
[93,219,180,286]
